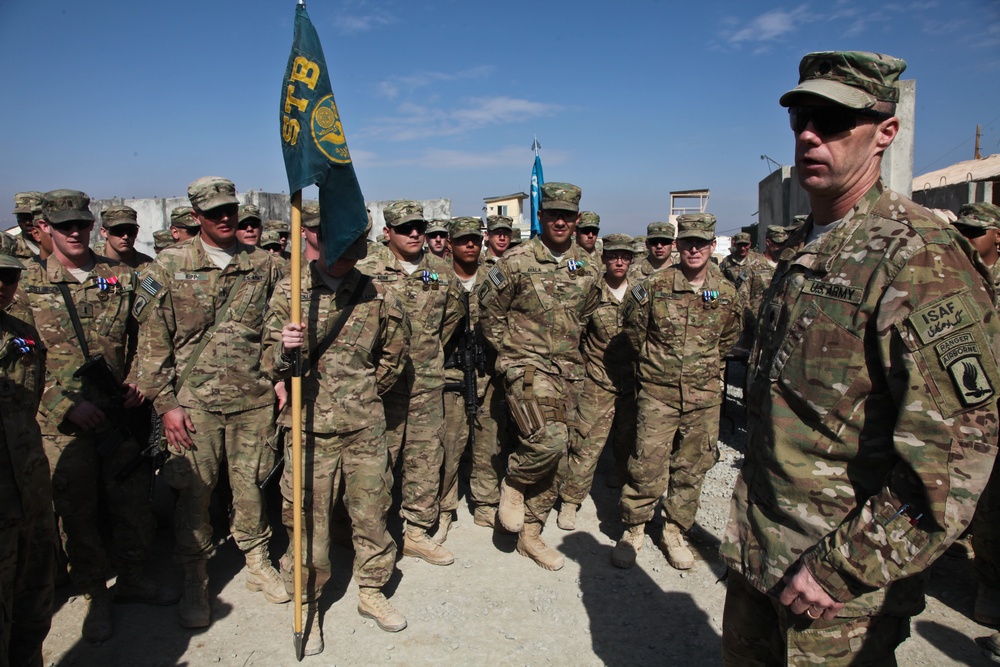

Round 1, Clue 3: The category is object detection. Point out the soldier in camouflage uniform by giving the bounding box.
[236,204,263,247]
[10,192,45,261]
[152,229,175,254]
[613,214,741,570]
[425,219,452,259]
[509,227,523,247]
[628,222,674,280]
[132,177,288,629]
[482,215,512,264]
[0,247,55,666]
[479,182,601,570]
[719,232,760,286]
[575,212,600,258]
[731,228,781,351]
[556,233,638,530]
[264,227,410,654]
[357,200,465,566]
[263,219,291,258]
[720,52,1000,666]
[23,190,168,643]
[97,205,154,271]
[169,206,200,243]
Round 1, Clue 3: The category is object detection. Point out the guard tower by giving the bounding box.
[668,189,710,224]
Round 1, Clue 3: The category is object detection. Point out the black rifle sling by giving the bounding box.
[175,272,246,392]
[43,257,92,361]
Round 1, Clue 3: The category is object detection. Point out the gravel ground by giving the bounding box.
[42,367,1000,666]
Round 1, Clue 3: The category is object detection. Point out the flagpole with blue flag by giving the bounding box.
[279,1,367,659]
[530,136,544,238]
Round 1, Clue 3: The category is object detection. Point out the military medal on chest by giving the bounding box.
[96,275,120,301]
[421,269,440,291]
[13,337,36,354]
[567,259,582,279]
[702,289,720,309]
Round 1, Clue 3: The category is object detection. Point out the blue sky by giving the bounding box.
[1,0,998,236]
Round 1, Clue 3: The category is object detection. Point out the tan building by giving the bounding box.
[484,192,529,238]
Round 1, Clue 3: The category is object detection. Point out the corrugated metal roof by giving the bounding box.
[913,153,1000,191]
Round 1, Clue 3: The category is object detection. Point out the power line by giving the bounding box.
[916,112,1000,173]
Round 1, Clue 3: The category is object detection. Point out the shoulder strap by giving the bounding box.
[42,257,91,361]
[175,272,246,392]
[306,275,371,370]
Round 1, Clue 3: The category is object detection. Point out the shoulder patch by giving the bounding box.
[947,354,994,407]
[630,284,648,303]
[140,275,163,299]
[909,293,972,345]
[488,266,506,288]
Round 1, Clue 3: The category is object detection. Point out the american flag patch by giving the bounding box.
[488,266,505,288]
[630,284,647,302]
[140,275,162,298]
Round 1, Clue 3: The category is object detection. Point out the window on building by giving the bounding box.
[497,205,508,216]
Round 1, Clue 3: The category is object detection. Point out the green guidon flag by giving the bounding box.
[280,3,367,264]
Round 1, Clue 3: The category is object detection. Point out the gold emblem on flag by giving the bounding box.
[311,94,351,164]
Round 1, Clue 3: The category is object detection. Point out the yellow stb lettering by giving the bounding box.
[284,84,308,114]
[290,57,321,90]
[282,116,300,146]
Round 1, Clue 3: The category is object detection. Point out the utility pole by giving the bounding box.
[975,124,982,160]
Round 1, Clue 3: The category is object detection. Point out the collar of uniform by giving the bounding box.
[191,237,253,273]
[671,263,723,293]
[529,236,586,265]
[787,180,884,275]
[45,251,105,284]
[306,261,361,295]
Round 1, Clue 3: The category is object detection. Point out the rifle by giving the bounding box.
[443,292,484,445]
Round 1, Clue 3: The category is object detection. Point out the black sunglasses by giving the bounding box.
[789,106,892,136]
[48,220,94,233]
[426,231,448,240]
[394,221,427,236]
[237,220,262,231]
[196,204,239,222]
[107,225,139,237]
[0,268,21,284]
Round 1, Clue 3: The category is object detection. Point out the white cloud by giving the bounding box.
[362,146,569,169]
[335,11,395,33]
[376,66,494,99]
[726,6,811,44]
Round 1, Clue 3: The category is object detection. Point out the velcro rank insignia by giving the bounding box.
[488,267,505,288]
[630,284,648,303]
[140,276,163,299]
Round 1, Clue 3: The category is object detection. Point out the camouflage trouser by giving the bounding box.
[558,379,637,505]
[620,391,720,529]
[0,511,55,667]
[469,374,511,509]
[973,456,1000,588]
[383,387,445,528]
[43,429,155,588]
[163,404,276,564]
[506,371,581,526]
[722,570,910,666]
[279,423,395,600]
[441,390,471,513]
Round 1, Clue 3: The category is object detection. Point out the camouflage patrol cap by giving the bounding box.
[632,235,646,254]
[780,51,907,110]
[13,191,44,216]
[426,219,450,235]
[152,229,175,252]
[264,219,290,234]
[187,176,239,211]
[42,189,96,224]
[509,227,523,246]
[487,215,513,232]
[383,200,425,227]
[101,205,139,228]
[449,217,483,240]
[578,211,600,230]
[0,231,26,270]
[766,225,791,244]
[955,202,1000,231]
[170,206,199,228]
[541,182,581,213]
[601,233,633,254]
[675,213,716,241]
[260,230,283,249]
[732,232,751,246]
[302,201,321,229]
[646,222,675,241]
[238,204,262,224]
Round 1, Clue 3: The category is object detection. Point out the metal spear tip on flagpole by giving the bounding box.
[531,136,541,155]
[293,630,304,662]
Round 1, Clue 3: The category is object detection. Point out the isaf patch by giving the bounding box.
[910,294,970,345]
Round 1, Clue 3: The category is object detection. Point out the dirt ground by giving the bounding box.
[42,370,1000,666]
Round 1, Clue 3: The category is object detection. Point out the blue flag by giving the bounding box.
[530,154,544,238]
[280,4,367,264]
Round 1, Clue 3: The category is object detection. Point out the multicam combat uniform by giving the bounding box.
[0,304,55,666]
[720,183,1000,663]
[263,264,409,600]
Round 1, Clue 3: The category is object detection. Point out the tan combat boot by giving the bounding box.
[294,602,324,656]
[498,477,525,532]
[660,522,694,570]
[113,561,179,606]
[516,522,565,571]
[358,587,408,632]
[611,524,646,569]
[557,502,579,531]
[430,511,453,545]
[245,545,291,603]
[402,525,455,566]
[178,561,211,629]
[473,505,497,528]
[82,583,113,643]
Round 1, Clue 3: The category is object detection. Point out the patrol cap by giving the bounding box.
[487,215,513,232]
[238,204,262,224]
[955,202,1000,231]
[732,232,751,246]
[541,182,581,213]
[101,205,139,229]
[578,211,600,230]
[449,217,483,240]
[780,51,907,110]
[187,176,239,212]
[509,227,523,246]
[260,230,283,249]
[646,222,675,241]
[675,213,716,241]
[152,229,175,252]
[426,219,450,235]
[601,233,633,254]
[766,225,791,244]
[302,201,321,229]
[1,230,26,269]
[42,189,96,225]
[170,206,199,228]
[383,200,425,227]
[13,191,44,216]
[264,219,289,234]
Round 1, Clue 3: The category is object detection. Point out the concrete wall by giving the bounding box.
[911,180,995,214]
[882,79,916,198]
[367,199,451,241]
